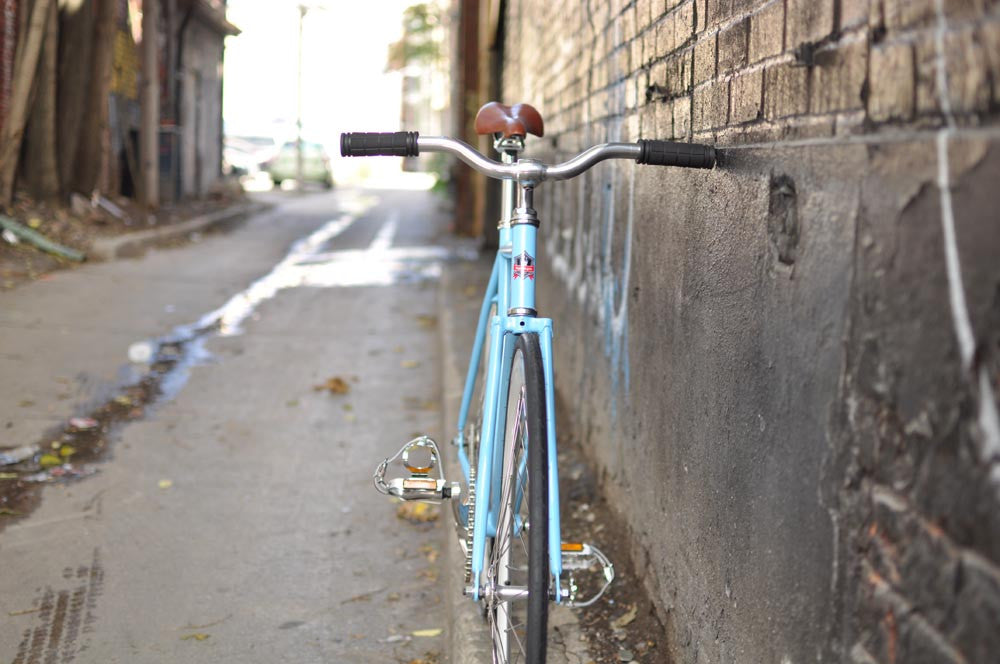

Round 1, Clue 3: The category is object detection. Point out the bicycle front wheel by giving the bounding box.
[487,333,549,664]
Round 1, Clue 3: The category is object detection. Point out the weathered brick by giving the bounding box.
[663,49,694,95]
[718,18,749,75]
[673,95,691,138]
[811,38,868,114]
[840,0,871,30]
[706,0,756,28]
[951,554,1000,664]
[730,67,763,122]
[785,0,834,46]
[694,33,717,84]
[692,78,729,130]
[657,1,696,55]
[636,0,654,33]
[984,20,1000,105]
[944,26,991,113]
[676,1,695,46]
[882,0,936,30]
[869,42,914,121]
[696,0,708,33]
[763,60,809,119]
[749,0,784,63]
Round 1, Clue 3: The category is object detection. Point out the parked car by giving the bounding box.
[262,140,334,188]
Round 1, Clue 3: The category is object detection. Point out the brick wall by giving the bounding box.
[498,0,1000,661]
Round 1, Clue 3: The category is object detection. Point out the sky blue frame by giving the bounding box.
[454,187,564,604]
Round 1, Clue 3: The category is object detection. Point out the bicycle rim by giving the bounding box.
[487,333,549,664]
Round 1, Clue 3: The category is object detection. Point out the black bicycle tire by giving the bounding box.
[489,333,549,663]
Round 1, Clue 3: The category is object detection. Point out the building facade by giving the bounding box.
[495,0,1000,661]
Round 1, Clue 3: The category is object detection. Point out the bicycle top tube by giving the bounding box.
[340,131,716,185]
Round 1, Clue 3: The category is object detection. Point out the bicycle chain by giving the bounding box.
[464,465,476,584]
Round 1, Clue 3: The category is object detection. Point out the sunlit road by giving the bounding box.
[0,185,461,662]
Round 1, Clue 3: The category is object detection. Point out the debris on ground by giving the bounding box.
[20,464,99,483]
[180,633,211,641]
[0,445,39,466]
[158,479,173,490]
[396,501,439,524]
[411,628,442,638]
[0,215,86,262]
[313,376,350,394]
[610,605,638,629]
[128,341,156,364]
[415,315,438,329]
[68,417,99,431]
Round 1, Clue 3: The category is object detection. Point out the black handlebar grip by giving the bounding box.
[636,139,715,169]
[340,132,420,157]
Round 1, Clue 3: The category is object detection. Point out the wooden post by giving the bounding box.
[140,0,159,208]
[0,0,55,207]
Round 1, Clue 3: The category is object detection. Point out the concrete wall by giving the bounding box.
[499,1,1000,661]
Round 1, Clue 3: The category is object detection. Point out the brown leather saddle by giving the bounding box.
[474,102,544,138]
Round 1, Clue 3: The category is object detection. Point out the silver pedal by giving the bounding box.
[559,542,615,608]
[373,436,460,502]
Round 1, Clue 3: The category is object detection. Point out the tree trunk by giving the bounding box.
[56,0,95,192]
[70,0,115,195]
[0,0,54,207]
[22,0,59,200]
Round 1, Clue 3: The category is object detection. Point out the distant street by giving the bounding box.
[0,186,460,663]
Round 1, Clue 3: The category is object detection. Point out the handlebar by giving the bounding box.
[340,132,715,184]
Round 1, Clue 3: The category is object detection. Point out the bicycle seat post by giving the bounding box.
[494,135,524,230]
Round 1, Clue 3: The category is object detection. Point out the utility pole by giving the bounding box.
[140,0,160,208]
[296,4,305,190]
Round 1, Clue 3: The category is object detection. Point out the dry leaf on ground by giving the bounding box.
[313,377,350,394]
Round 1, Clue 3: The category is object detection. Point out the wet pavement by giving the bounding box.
[0,185,461,662]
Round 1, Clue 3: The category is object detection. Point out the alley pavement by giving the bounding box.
[0,186,454,662]
[0,182,594,663]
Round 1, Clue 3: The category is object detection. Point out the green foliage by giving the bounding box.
[386,3,441,72]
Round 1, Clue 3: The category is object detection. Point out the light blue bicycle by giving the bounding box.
[344,101,715,664]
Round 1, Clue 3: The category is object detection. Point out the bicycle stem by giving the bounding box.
[417,136,642,185]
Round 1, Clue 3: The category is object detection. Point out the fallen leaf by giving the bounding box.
[18,400,34,408]
[611,605,638,629]
[158,479,173,490]
[286,399,299,407]
[39,454,62,468]
[412,628,443,638]
[59,445,76,458]
[114,395,133,406]
[0,508,25,517]
[180,633,210,641]
[313,377,350,394]
[416,315,438,329]
[400,360,420,369]
[27,217,41,229]
[396,502,439,523]
[0,472,19,479]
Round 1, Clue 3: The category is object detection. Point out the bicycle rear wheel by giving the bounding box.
[487,333,549,664]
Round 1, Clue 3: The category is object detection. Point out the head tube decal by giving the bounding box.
[513,252,535,280]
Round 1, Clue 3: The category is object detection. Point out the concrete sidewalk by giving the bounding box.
[437,255,593,664]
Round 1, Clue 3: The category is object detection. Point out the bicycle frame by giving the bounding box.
[454,144,563,603]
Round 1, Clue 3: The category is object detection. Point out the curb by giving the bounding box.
[438,258,591,664]
[89,201,269,260]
